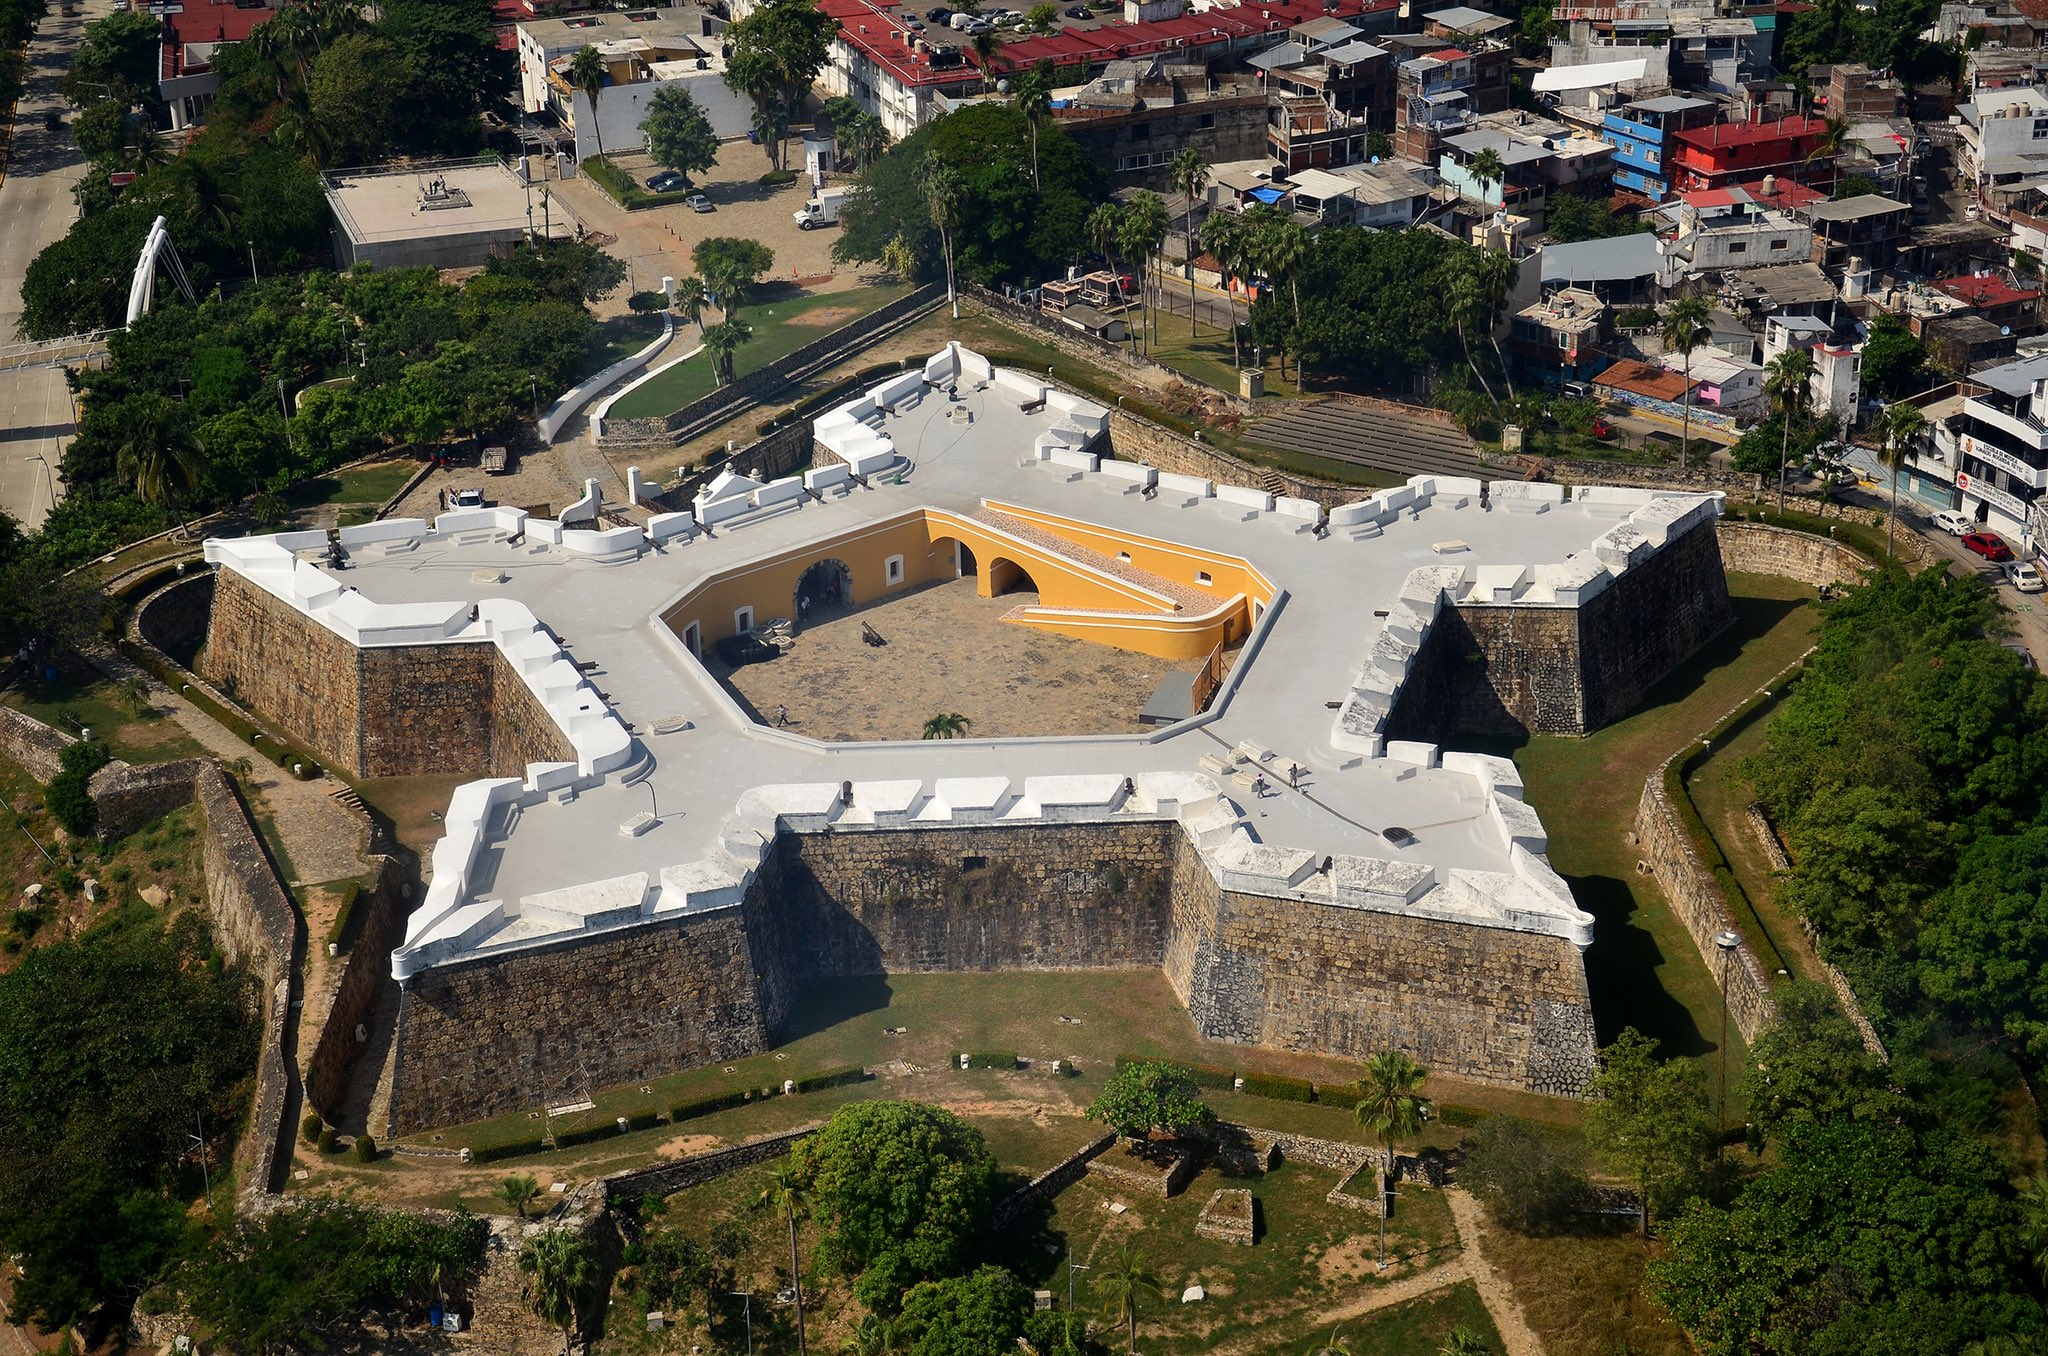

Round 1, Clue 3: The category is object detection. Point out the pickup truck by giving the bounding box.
[481,446,509,474]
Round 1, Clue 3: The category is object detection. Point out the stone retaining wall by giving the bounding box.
[1715,521,1877,586]
[307,855,408,1119]
[1195,1187,1255,1244]
[89,758,206,839]
[596,1124,821,1205]
[1633,772,1778,1044]
[1086,1145,1197,1198]
[993,1132,1117,1228]
[1104,407,1363,510]
[135,570,214,666]
[0,704,72,781]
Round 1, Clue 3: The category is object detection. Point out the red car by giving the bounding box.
[1963,532,2015,562]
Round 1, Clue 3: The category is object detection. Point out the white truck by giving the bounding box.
[793,187,850,230]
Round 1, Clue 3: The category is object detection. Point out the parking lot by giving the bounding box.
[538,142,856,312]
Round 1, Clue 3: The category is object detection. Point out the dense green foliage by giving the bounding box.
[1582,1028,1714,1229]
[0,906,255,1329]
[788,1100,998,1295]
[897,1265,1035,1355]
[177,1203,485,1353]
[1459,1116,1593,1234]
[835,103,1104,287]
[1087,1061,1215,1139]
[1650,1122,2040,1353]
[1740,982,1905,1148]
[1862,313,1932,398]
[1775,0,1959,88]
[1545,193,1651,244]
[44,737,112,835]
[643,85,721,186]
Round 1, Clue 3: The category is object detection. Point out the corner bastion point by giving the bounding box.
[198,341,1734,1133]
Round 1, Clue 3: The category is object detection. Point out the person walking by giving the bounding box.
[775,704,789,727]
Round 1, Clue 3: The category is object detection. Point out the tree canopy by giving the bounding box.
[1086,1062,1215,1140]
[835,102,1103,287]
[788,1100,998,1290]
[1582,1028,1714,1231]
[645,86,720,186]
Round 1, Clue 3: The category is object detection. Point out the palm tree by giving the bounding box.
[1467,146,1507,205]
[757,1164,811,1354]
[1477,249,1518,400]
[1199,210,1252,369]
[1438,1328,1494,1356]
[1662,296,1712,470]
[971,29,1002,95]
[1093,1246,1162,1353]
[123,124,170,174]
[672,275,709,330]
[848,111,888,170]
[1014,59,1055,189]
[1119,192,1169,355]
[1878,401,1927,558]
[1448,264,1496,403]
[1765,347,1816,512]
[1169,148,1210,340]
[922,154,966,320]
[922,712,971,739]
[568,45,609,163]
[1366,129,1392,162]
[842,1315,901,1354]
[497,1173,542,1219]
[701,320,750,386]
[1088,201,1132,348]
[1248,205,1306,384]
[1305,1330,1353,1356]
[1353,1050,1431,1270]
[2018,1177,2048,1287]
[117,396,207,525]
[519,1227,595,1356]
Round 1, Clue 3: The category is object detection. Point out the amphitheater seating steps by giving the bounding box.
[1242,400,1489,482]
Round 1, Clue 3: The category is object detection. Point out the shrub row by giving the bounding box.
[966,1051,1017,1070]
[624,1111,662,1132]
[1241,1072,1314,1103]
[552,1122,623,1150]
[796,1064,867,1093]
[671,1088,751,1123]
[324,881,363,946]
[471,1137,548,1164]
[582,155,692,211]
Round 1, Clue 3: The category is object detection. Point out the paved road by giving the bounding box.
[0,0,110,530]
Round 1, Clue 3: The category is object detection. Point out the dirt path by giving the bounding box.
[1266,1258,1475,1344]
[1446,1187,1547,1356]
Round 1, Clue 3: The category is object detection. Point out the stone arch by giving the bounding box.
[795,559,854,617]
[986,557,1039,597]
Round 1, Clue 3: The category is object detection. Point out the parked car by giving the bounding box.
[2007,558,2045,592]
[646,170,686,193]
[685,193,714,213]
[451,487,485,509]
[41,109,59,133]
[905,17,926,28]
[1963,531,2014,562]
[927,6,951,19]
[1930,508,1974,535]
[2003,640,2038,670]
[1065,4,1089,15]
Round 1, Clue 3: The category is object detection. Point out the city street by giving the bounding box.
[0,0,112,530]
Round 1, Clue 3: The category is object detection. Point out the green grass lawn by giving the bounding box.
[1142,307,1303,400]
[587,312,667,375]
[608,286,911,420]
[1479,1220,1692,1356]
[3,670,208,766]
[282,459,418,512]
[1513,572,1820,1092]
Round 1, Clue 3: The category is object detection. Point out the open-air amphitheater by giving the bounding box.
[189,340,1742,1137]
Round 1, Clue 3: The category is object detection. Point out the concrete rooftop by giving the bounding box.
[204,344,1724,983]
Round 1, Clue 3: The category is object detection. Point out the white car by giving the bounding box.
[1931,509,1974,535]
[2006,558,2045,593]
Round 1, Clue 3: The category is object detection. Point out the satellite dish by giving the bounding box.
[997,78,1011,93]
[2006,325,2014,336]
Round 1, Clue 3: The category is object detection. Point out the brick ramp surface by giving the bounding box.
[1243,400,1490,481]
[970,507,1211,611]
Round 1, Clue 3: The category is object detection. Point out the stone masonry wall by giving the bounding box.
[1632,774,1778,1043]
[388,908,773,1135]
[203,567,573,780]
[0,704,73,781]
[89,758,206,840]
[596,1125,821,1206]
[307,856,407,1120]
[136,570,214,667]
[1389,514,1732,741]
[204,569,365,774]
[1714,521,1872,587]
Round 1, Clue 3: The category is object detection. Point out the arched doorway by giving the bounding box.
[796,559,854,620]
[929,537,976,579]
[987,558,1039,597]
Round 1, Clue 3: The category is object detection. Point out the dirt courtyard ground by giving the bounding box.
[714,577,1202,740]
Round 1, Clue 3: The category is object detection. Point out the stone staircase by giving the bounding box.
[1256,469,1289,498]
[969,507,1211,612]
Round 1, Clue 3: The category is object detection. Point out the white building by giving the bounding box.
[1761,313,1861,432]
[1660,202,1812,275]
[1661,346,1766,417]
[1955,86,2048,198]
[517,9,753,164]
[1950,353,2048,545]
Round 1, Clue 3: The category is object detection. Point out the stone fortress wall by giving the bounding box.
[388,817,1596,1134]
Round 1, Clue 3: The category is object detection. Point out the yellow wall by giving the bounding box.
[659,506,1260,662]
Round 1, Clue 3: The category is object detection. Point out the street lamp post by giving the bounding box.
[24,454,57,518]
[728,1291,753,1355]
[529,374,540,419]
[1066,1258,1090,1350]
[1714,929,1741,1146]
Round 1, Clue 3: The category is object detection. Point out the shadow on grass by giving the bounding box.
[1572,870,1710,1055]
[1626,592,1807,719]
[773,974,896,1045]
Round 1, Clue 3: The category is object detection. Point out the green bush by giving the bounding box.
[759,168,798,186]
[302,1112,324,1144]
[470,1137,548,1164]
[11,909,40,939]
[1179,1061,1238,1091]
[325,882,364,946]
[46,739,113,836]
[1435,1104,1483,1128]
[796,1064,868,1093]
[352,1134,377,1163]
[1314,1084,1362,1111]
[1240,1072,1314,1103]
[966,1051,1017,1070]
[624,1111,662,1132]
[627,290,669,313]
[553,1121,624,1150]
[670,1089,750,1123]
[317,1126,339,1154]
[582,156,692,210]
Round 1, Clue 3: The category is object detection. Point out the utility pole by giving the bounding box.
[247,242,258,283]
[191,1110,213,1214]
[1714,929,1740,1147]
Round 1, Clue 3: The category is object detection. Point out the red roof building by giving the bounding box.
[1668,114,1836,193]
[822,0,1395,137]
[160,2,279,130]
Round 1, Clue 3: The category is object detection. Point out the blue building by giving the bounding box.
[1600,94,1715,201]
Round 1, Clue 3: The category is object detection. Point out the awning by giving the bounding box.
[1248,186,1287,204]
[1532,58,1650,91]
